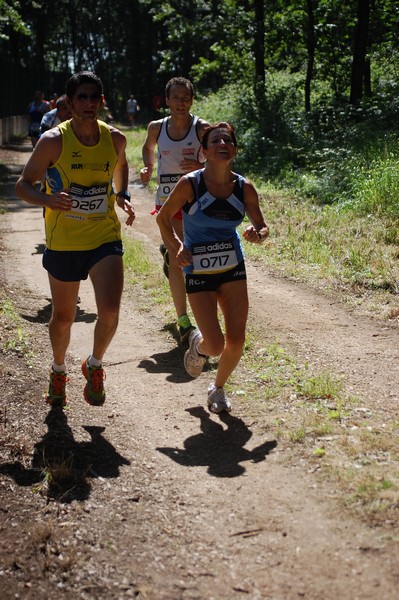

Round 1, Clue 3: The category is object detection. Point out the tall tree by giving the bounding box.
[350,0,370,104]
[253,0,265,111]
[304,0,315,112]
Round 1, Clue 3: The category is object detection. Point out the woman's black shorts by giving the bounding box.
[185,260,246,293]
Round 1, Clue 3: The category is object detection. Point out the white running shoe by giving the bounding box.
[207,383,232,414]
[184,329,206,378]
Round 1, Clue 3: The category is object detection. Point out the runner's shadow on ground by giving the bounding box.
[138,346,194,382]
[32,242,46,255]
[21,301,97,324]
[138,323,213,382]
[157,406,277,478]
[0,406,130,502]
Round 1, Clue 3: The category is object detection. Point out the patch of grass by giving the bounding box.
[241,188,399,314]
[351,157,399,218]
[29,520,78,572]
[39,455,86,501]
[0,293,32,358]
[290,427,306,444]
[338,467,399,525]
[123,124,158,194]
[313,447,326,457]
[231,331,399,522]
[122,236,170,306]
[296,371,342,400]
[124,124,147,172]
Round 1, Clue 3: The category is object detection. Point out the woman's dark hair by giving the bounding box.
[201,122,237,149]
[66,71,103,99]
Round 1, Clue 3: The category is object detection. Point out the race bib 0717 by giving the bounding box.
[192,240,238,273]
[70,183,108,214]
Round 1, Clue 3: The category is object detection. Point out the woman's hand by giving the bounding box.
[243,224,269,244]
[176,246,192,267]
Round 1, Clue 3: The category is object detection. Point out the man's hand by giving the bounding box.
[46,190,73,211]
[180,158,203,173]
[140,165,153,184]
[118,198,136,226]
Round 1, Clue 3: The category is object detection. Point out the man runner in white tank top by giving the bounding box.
[140,77,209,343]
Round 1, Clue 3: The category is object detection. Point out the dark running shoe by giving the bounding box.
[179,323,196,344]
[159,244,169,279]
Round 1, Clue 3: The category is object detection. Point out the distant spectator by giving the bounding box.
[152,94,162,117]
[40,95,72,135]
[126,94,139,127]
[49,93,58,109]
[28,90,51,148]
[99,98,113,123]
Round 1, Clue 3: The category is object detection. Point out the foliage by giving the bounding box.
[1,0,398,119]
[350,157,399,218]
[3,0,399,289]
[0,0,29,40]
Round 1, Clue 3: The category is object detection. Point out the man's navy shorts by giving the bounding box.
[42,241,124,282]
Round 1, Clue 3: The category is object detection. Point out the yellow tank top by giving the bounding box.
[44,120,121,250]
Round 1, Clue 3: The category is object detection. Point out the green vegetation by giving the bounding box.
[0,293,31,359]
[125,100,399,319]
[122,236,171,307]
[233,334,399,525]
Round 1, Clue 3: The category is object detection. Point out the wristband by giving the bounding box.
[116,190,131,201]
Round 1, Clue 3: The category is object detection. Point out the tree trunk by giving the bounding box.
[305,0,315,112]
[350,0,370,105]
[253,0,265,111]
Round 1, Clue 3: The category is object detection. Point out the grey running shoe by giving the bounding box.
[207,383,232,414]
[184,329,206,378]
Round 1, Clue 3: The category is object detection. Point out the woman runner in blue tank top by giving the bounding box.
[156,122,269,414]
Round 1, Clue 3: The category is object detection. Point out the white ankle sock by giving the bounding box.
[88,355,102,368]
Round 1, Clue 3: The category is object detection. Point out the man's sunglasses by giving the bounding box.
[76,93,102,101]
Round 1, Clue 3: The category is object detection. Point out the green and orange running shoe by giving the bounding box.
[45,369,69,407]
[81,358,106,406]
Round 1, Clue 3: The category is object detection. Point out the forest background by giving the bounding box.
[2,0,399,303]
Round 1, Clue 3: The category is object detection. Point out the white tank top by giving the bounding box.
[155,115,204,205]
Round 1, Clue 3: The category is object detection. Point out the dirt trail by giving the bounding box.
[1,146,399,599]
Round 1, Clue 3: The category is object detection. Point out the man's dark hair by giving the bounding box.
[66,71,103,99]
[56,94,67,108]
[165,77,194,99]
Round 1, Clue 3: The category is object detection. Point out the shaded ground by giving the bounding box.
[0,142,399,599]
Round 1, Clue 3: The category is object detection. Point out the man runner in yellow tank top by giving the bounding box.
[16,71,135,408]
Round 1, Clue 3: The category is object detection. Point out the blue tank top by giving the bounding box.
[182,169,246,274]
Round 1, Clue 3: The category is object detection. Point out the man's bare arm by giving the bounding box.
[140,120,161,183]
[15,130,72,211]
